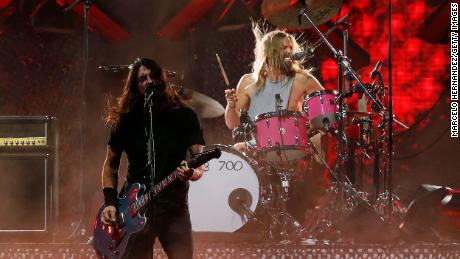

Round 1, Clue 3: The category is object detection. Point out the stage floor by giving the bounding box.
[1,237,459,258]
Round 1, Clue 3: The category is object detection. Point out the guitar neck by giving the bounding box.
[130,148,220,215]
[145,153,204,200]
[134,171,180,213]
[150,171,181,199]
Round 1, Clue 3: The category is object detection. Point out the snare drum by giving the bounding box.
[188,145,260,232]
[304,90,337,131]
[254,111,309,162]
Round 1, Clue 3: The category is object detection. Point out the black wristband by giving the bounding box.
[103,187,118,207]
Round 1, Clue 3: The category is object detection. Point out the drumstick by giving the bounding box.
[215,53,231,88]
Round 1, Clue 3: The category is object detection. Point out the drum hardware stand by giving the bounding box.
[374,1,410,221]
[353,118,372,191]
[277,169,292,239]
[305,135,382,239]
[255,170,283,241]
[275,94,283,111]
[385,0,395,217]
[298,5,385,207]
[369,69,407,220]
[251,154,308,241]
[270,166,306,242]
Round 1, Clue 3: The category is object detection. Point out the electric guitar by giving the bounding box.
[93,147,221,259]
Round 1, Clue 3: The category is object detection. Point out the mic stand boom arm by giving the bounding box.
[298,8,384,112]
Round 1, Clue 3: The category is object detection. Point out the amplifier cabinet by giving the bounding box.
[0,116,58,242]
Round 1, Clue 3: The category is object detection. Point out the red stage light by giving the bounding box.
[0,0,11,9]
[320,0,448,132]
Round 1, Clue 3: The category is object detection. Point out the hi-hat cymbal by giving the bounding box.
[261,0,342,29]
[172,85,225,119]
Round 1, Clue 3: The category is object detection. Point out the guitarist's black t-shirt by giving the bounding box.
[108,106,205,214]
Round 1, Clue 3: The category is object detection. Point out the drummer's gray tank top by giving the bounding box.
[248,77,294,120]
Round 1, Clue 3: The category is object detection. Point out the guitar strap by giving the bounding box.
[118,181,128,197]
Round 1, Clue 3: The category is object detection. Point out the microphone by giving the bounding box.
[144,82,157,107]
[334,10,356,26]
[275,94,282,111]
[240,109,255,128]
[233,109,254,141]
[228,188,254,217]
[165,70,176,77]
[145,82,156,93]
[292,11,356,61]
[291,48,315,60]
[232,127,245,142]
[370,61,383,80]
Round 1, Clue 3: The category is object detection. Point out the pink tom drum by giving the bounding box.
[254,111,309,162]
[304,90,337,131]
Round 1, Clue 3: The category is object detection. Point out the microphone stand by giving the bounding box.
[386,0,394,216]
[63,0,91,240]
[145,89,157,191]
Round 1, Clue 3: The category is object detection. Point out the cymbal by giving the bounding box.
[261,0,342,29]
[172,85,225,119]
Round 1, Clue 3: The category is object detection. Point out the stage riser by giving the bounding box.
[0,243,459,258]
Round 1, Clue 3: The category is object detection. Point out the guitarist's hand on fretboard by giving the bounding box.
[176,160,194,181]
[101,205,118,226]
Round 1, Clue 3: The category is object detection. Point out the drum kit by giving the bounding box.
[188,0,410,242]
[98,0,409,243]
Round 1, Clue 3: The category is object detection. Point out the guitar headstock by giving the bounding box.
[198,147,222,159]
[188,147,221,168]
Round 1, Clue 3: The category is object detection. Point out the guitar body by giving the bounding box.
[93,183,148,259]
[92,147,222,258]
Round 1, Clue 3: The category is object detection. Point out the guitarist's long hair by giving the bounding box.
[105,58,185,129]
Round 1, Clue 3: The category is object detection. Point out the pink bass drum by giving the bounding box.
[254,111,309,162]
[303,90,338,131]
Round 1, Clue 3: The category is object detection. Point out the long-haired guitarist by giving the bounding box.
[101,57,205,258]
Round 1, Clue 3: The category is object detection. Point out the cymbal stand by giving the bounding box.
[386,0,394,215]
[298,9,384,112]
[299,8,385,177]
[307,138,377,212]
[339,16,354,208]
[297,6,387,227]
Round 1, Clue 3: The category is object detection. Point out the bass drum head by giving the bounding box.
[188,144,260,232]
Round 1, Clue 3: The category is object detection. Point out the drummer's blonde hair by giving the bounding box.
[251,22,312,92]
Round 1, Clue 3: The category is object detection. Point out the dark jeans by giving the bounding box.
[124,205,193,259]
